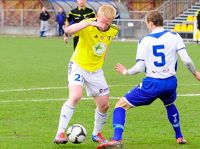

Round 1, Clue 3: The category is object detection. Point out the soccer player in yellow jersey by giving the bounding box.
[54,5,119,144]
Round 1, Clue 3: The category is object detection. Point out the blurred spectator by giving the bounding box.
[39,7,50,37]
[113,10,121,39]
[64,0,95,50]
[126,0,133,11]
[149,0,156,10]
[197,10,200,30]
[56,7,66,36]
[115,10,121,20]
[195,10,200,44]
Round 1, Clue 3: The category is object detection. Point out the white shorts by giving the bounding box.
[40,20,49,32]
[68,61,109,96]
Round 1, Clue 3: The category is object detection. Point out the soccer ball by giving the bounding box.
[67,124,87,144]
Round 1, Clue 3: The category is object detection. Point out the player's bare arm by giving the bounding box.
[115,63,127,75]
[194,71,200,80]
[63,21,70,43]
[115,61,145,75]
[64,21,90,35]
[178,49,200,81]
[63,32,69,44]
[64,21,103,35]
[90,21,105,29]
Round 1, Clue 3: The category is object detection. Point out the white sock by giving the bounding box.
[92,108,108,136]
[57,101,74,134]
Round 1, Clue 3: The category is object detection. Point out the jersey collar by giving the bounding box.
[78,6,86,11]
[151,27,165,33]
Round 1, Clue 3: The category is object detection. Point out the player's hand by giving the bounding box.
[194,71,200,81]
[115,63,127,75]
[64,33,68,44]
[90,21,104,28]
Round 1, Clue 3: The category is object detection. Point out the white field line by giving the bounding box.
[0,94,200,103]
[0,96,120,103]
[0,84,200,93]
[0,86,67,93]
[178,93,200,96]
[0,85,130,93]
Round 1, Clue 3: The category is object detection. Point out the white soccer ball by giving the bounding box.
[67,124,87,144]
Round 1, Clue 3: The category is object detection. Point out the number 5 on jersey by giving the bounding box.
[153,45,166,67]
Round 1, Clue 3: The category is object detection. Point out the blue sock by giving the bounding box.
[112,107,126,141]
[40,31,43,37]
[40,31,45,37]
[166,104,183,138]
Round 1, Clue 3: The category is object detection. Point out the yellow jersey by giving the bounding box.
[195,29,200,41]
[71,18,119,72]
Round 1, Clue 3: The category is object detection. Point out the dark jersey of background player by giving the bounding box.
[65,0,95,50]
[197,10,200,30]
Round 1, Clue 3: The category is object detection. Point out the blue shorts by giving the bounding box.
[125,76,177,107]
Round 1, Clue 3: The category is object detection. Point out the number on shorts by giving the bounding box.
[74,74,82,82]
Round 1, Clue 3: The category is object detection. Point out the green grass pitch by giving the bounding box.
[0,36,200,149]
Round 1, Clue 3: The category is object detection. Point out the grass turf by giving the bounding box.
[0,36,200,149]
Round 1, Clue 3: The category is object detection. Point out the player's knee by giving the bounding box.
[68,96,82,105]
[99,103,110,113]
[115,97,131,110]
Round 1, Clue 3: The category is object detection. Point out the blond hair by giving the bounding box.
[97,5,116,19]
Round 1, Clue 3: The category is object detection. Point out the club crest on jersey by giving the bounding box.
[93,42,106,56]
[100,36,104,40]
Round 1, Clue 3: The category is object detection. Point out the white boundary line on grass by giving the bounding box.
[0,84,200,93]
[0,86,67,93]
[0,97,119,103]
[0,94,200,103]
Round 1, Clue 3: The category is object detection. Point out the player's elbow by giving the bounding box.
[182,59,192,67]
[137,68,144,73]
[64,27,71,34]
[64,26,74,35]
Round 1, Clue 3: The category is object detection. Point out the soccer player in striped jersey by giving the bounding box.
[54,5,119,144]
[97,11,200,149]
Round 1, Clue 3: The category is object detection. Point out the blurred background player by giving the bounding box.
[54,5,119,145]
[97,11,200,149]
[195,9,200,44]
[64,0,95,49]
[56,7,66,36]
[197,9,200,31]
[39,6,50,37]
